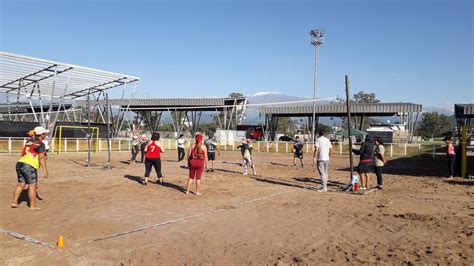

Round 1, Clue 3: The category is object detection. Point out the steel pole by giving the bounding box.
[87,89,91,167]
[105,92,112,169]
[345,75,354,182]
[311,45,318,142]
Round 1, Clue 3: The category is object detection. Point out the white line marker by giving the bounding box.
[0,227,55,249]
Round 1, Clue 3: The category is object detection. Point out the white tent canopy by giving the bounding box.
[0,51,139,99]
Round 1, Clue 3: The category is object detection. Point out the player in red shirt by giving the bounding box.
[185,133,208,195]
[143,132,164,186]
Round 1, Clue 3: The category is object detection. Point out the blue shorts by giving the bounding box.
[16,162,38,184]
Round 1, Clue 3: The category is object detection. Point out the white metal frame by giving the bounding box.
[0,51,139,99]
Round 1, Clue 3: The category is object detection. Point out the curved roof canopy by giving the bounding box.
[76,97,248,112]
[260,103,422,117]
[455,104,474,118]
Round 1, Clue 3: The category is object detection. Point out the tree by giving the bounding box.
[338,91,380,130]
[213,92,244,128]
[317,123,333,135]
[228,92,244,98]
[353,91,380,104]
[417,112,453,139]
[276,117,295,135]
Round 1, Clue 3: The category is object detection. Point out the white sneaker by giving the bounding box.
[243,172,248,175]
[317,188,327,193]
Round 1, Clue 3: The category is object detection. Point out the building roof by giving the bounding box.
[0,51,139,99]
[0,103,74,114]
[259,103,422,117]
[335,128,368,137]
[75,97,247,111]
[454,104,474,118]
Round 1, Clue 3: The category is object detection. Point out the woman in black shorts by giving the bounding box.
[352,136,374,190]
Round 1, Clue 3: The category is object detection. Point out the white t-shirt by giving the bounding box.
[315,136,332,161]
[177,138,185,148]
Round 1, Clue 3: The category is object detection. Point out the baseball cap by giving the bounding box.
[33,126,49,135]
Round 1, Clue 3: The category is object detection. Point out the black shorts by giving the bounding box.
[208,152,216,161]
[294,152,303,159]
[16,162,38,184]
[357,162,373,174]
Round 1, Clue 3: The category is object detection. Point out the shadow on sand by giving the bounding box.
[269,162,291,167]
[335,156,460,178]
[123,175,186,192]
[214,168,242,174]
[250,176,321,190]
[222,161,242,166]
[444,180,474,186]
[294,177,347,187]
[124,174,143,185]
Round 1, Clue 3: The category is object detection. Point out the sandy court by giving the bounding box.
[0,150,473,265]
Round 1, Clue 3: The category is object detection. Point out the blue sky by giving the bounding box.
[1,0,472,110]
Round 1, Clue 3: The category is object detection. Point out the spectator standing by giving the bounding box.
[443,136,456,179]
[352,136,374,190]
[373,138,386,190]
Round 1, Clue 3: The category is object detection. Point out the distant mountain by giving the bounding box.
[242,91,336,124]
[422,106,454,116]
[248,91,307,104]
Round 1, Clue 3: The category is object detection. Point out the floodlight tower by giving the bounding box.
[310,29,324,142]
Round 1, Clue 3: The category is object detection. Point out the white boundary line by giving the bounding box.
[93,187,304,242]
[0,227,55,249]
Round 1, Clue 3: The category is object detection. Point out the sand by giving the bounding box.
[0,150,473,265]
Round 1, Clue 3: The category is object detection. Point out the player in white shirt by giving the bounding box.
[313,130,332,192]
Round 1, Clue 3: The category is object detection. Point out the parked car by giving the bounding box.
[278,135,294,142]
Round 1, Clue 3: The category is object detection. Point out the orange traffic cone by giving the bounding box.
[57,235,65,248]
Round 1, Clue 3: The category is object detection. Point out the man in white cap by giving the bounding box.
[11,126,49,209]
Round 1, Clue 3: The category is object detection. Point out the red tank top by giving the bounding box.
[190,144,205,160]
[145,142,161,158]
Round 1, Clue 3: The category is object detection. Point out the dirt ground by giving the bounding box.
[0,150,473,265]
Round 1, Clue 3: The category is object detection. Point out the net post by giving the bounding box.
[96,128,99,153]
[59,126,62,155]
[461,126,467,178]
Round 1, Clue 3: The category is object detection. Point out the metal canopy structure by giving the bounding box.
[0,103,76,122]
[0,103,73,114]
[0,51,139,168]
[76,97,248,136]
[0,51,139,99]
[455,104,473,128]
[0,51,139,130]
[260,102,422,141]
